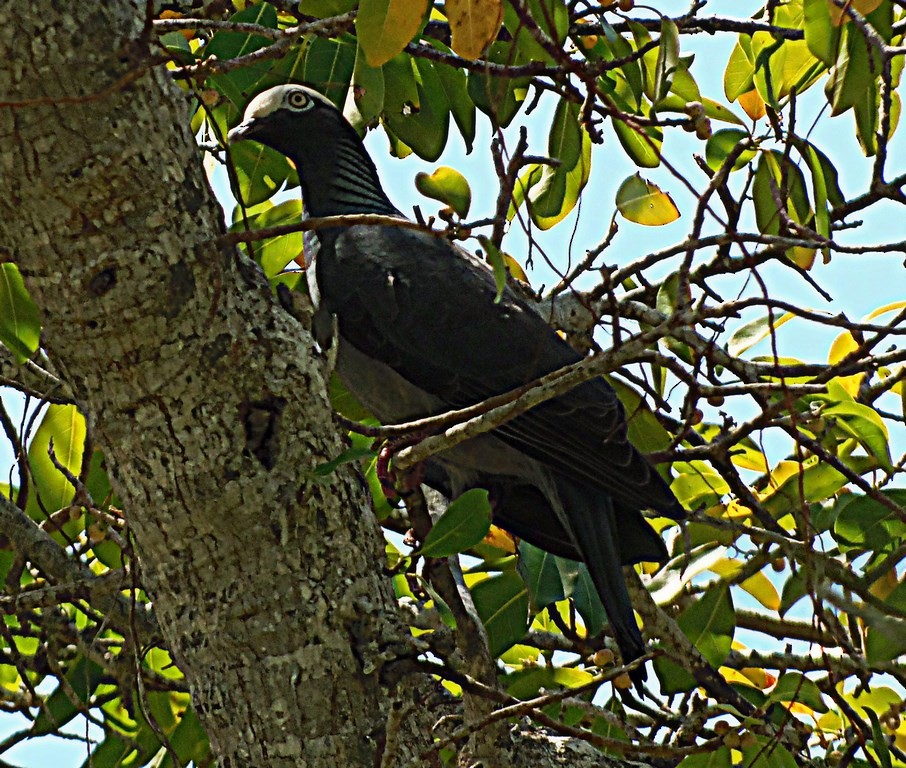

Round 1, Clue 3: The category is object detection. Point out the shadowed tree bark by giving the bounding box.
[0,3,435,765]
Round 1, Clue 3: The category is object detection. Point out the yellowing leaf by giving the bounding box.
[615,173,680,225]
[829,328,862,396]
[447,0,503,60]
[414,166,472,217]
[503,254,528,283]
[788,246,817,270]
[356,0,428,67]
[737,88,766,120]
[827,0,882,26]
[709,558,781,611]
[483,524,517,553]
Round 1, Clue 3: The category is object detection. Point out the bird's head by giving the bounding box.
[227,84,340,157]
[227,84,398,217]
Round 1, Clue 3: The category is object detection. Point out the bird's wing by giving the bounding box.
[319,224,681,518]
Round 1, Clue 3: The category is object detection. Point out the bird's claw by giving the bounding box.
[376,434,426,499]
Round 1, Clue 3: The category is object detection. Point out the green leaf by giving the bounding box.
[206,3,278,102]
[32,657,104,734]
[503,0,569,63]
[233,199,304,277]
[385,57,450,161]
[768,672,829,713]
[607,377,673,454]
[780,569,809,617]
[727,312,796,357]
[27,404,86,517]
[229,140,297,207]
[724,35,755,101]
[677,582,735,668]
[751,33,785,109]
[567,562,607,636]
[833,490,906,553]
[527,129,592,229]
[677,747,734,768]
[670,466,730,509]
[739,736,798,768]
[517,542,566,609]
[825,22,875,116]
[866,708,894,768]
[476,235,508,301]
[548,99,581,169]
[419,489,492,557]
[804,0,839,66]
[802,143,830,244]
[762,455,878,519]
[414,166,472,217]
[169,706,211,766]
[0,263,41,363]
[273,37,357,107]
[854,79,881,156]
[468,41,529,127]
[653,19,680,103]
[471,571,530,656]
[613,118,662,168]
[752,151,782,234]
[821,399,893,471]
[865,579,906,663]
[704,128,755,173]
[356,0,428,67]
[427,40,476,152]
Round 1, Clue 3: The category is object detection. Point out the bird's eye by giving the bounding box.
[286,90,310,110]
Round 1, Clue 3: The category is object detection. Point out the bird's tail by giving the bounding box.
[554,478,648,683]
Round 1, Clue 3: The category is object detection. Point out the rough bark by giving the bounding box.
[0,3,428,765]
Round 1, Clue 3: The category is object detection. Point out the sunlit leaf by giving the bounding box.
[27,404,86,517]
[527,128,592,229]
[724,35,755,101]
[356,0,428,67]
[804,0,839,66]
[616,173,680,225]
[864,580,906,663]
[415,166,472,217]
[613,118,662,168]
[447,0,503,59]
[653,19,680,102]
[728,312,796,357]
[834,490,906,553]
[737,88,767,120]
[768,672,829,713]
[0,263,41,363]
[705,128,755,172]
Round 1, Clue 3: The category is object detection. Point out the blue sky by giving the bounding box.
[2,1,905,763]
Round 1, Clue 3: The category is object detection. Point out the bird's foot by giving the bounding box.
[376,433,427,499]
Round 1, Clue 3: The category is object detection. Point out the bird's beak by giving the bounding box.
[227,119,257,144]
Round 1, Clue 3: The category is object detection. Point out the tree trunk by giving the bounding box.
[0,3,429,765]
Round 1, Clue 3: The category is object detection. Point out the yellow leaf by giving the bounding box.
[615,173,680,225]
[447,0,504,60]
[737,88,766,120]
[503,254,529,283]
[828,329,862,396]
[356,0,429,67]
[721,666,776,689]
[788,246,817,270]
[827,0,882,26]
[482,524,517,553]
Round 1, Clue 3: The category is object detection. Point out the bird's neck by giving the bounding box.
[291,133,400,219]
